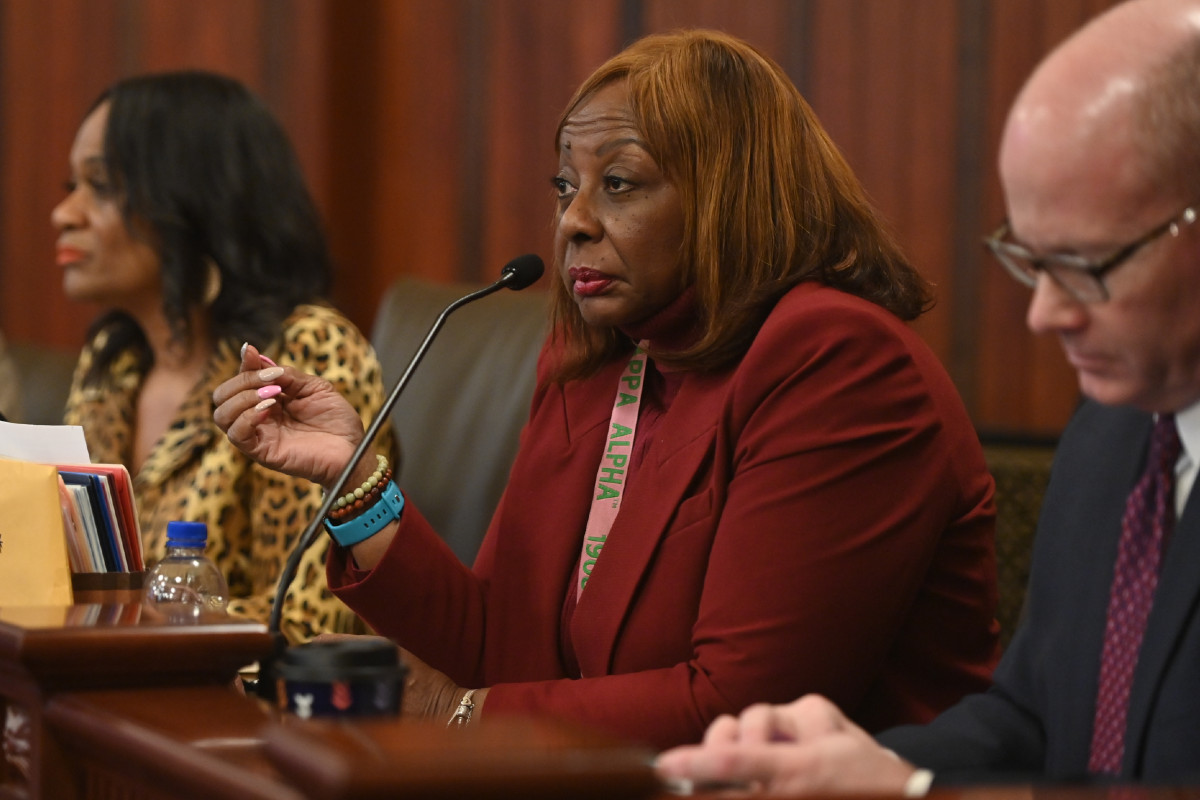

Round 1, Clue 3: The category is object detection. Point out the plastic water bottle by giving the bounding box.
[143,521,229,621]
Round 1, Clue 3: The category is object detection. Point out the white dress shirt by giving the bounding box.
[1172,401,1200,519]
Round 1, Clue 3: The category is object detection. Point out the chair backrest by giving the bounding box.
[981,435,1057,649]
[9,341,78,425]
[370,278,549,564]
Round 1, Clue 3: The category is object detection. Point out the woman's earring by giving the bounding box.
[204,259,222,306]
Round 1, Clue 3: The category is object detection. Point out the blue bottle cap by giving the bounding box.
[165,520,208,546]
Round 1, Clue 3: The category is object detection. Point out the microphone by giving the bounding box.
[265,253,544,637]
[500,253,544,290]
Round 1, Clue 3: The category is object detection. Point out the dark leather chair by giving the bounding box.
[370,278,549,565]
[981,435,1057,649]
[10,341,77,425]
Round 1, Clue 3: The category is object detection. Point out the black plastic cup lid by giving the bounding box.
[278,638,407,682]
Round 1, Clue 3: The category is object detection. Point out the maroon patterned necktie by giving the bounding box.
[1088,413,1182,775]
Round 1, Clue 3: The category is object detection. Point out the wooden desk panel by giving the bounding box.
[263,715,659,800]
[0,602,274,799]
[46,686,296,800]
[0,603,273,691]
[2,604,1199,799]
[0,603,658,799]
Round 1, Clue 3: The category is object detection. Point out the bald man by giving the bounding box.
[657,0,1200,791]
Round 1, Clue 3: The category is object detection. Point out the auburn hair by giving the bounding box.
[548,30,930,380]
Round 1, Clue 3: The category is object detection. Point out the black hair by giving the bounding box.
[82,70,332,384]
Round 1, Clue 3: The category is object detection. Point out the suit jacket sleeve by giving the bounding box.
[879,400,1164,782]
[876,644,1047,780]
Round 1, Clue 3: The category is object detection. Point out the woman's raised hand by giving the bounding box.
[212,343,367,488]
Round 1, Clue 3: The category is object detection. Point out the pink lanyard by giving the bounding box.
[576,348,647,598]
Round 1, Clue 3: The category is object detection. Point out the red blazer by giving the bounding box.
[330,282,999,749]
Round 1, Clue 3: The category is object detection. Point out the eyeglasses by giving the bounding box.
[983,205,1198,303]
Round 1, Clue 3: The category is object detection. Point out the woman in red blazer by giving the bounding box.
[214,29,999,749]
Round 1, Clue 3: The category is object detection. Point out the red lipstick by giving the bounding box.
[56,246,87,267]
[568,266,614,297]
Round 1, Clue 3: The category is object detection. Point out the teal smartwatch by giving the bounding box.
[324,480,405,547]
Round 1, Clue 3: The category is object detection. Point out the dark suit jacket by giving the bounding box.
[331,283,998,749]
[880,399,1200,782]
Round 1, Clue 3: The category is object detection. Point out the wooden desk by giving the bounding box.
[3,603,1196,800]
[44,685,295,800]
[0,602,275,799]
[262,715,657,799]
[0,603,657,800]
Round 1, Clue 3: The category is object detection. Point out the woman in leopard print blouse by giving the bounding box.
[54,71,396,643]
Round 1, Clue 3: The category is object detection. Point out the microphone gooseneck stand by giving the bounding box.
[253,255,544,698]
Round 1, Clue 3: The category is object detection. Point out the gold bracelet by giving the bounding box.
[447,689,477,727]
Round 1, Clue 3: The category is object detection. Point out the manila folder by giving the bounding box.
[0,459,73,606]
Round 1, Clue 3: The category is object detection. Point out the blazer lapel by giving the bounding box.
[1124,465,1200,772]
[571,369,725,676]
[509,355,622,579]
[482,359,620,680]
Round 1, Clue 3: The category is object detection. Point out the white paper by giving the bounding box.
[0,421,91,464]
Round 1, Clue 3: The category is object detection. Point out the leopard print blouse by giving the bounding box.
[63,304,397,643]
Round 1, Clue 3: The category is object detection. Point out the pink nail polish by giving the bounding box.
[257,384,282,400]
[259,354,278,367]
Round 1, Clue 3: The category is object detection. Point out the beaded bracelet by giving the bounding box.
[328,469,392,520]
[331,454,388,511]
[327,468,393,521]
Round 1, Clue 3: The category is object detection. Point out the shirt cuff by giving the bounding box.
[903,768,934,797]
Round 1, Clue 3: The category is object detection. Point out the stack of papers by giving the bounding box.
[0,421,144,573]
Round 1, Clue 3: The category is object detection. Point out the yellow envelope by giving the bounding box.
[0,459,74,606]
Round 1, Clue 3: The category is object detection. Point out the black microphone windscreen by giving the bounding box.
[501,254,544,290]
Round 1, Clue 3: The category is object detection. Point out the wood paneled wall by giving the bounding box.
[0,0,1122,436]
